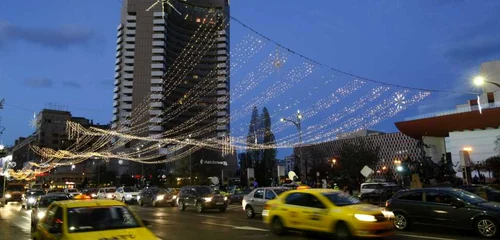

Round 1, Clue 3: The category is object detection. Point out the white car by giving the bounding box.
[97,187,117,199]
[115,186,140,203]
[64,188,81,197]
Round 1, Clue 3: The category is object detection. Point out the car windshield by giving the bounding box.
[38,196,69,207]
[7,185,24,191]
[26,190,45,196]
[323,192,361,206]
[451,189,488,204]
[105,189,116,193]
[67,206,140,233]
[123,187,134,192]
[67,189,78,192]
[195,187,214,195]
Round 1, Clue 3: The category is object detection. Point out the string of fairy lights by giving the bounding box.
[4,1,445,179]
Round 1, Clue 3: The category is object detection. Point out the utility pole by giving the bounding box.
[280,110,304,181]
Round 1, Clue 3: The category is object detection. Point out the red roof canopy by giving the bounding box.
[395,106,500,139]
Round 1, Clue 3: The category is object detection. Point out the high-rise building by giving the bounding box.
[112,0,231,177]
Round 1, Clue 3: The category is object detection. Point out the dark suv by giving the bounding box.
[177,185,228,213]
[386,187,500,238]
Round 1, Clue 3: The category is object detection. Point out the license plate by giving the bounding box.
[216,202,223,205]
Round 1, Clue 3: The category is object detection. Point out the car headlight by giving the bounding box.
[37,211,46,219]
[91,193,97,198]
[172,195,177,199]
[28,198,36,204]
[156,195,165,201]
[203,197,212,202]
[125,194,132,198]
[354,214,377,222]
[5,194,11,199]
[224,196,228,201]
[137,196,141,200]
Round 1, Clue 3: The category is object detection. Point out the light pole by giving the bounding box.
[281,110,304,181]
[186,134,192,184]
[473,76,500,89]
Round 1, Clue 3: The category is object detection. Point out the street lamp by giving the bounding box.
[473,76,500,89]
[463,147,473,152]
[281,110,304,180]
[186,134,192,184]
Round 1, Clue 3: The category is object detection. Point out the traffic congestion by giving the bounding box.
[1,178,500,240]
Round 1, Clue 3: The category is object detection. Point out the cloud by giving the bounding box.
[62,81,81,88]
[0,21,95,50]
[439,17,500,65]
[23,78,53,88]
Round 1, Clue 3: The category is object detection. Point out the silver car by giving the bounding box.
[242,187,289,218]
[30,193,70,231]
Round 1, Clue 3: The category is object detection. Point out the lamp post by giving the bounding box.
[280,110,304,180]
[473,76,500,89]
[186,134,192,184]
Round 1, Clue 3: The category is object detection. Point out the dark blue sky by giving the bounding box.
[1,0,500,159]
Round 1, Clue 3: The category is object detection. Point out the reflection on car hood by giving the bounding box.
[201,193,222,198]
[343,204,383,214]
[124,192,140,195]
[477,202,500,211]
[68,227,158,240]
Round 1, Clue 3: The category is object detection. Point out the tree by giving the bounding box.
[92,164,116,186]
[246,107,260,170]
[260,107,277,186]
[494,136,500,156]
[0,98,5,136]
[338,138,380,186]
[485,156,500,179]
[119,172,136,186]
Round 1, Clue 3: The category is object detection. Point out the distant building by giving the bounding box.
[295,130,423,180]
[11,109,110,188]
[284,155,294,174]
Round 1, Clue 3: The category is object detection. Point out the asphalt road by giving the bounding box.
[0,202,487,240]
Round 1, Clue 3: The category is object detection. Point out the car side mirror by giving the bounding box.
[49,224,62,234]
[451,201,465,208]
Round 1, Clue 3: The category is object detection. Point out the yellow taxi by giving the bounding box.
[262,189,394,239]
[32,199,160,240]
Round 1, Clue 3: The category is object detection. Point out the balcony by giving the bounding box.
[153,12,164,17]
[216,90,227,95]
[150,102,163,108]
[122,96,132,102]
[152,41,165,46]
[217,43,227,49]
[153,33,165,39]
[217,83,227,89]
[115,58,121,64]
[152,48,164,54]
[152,56,165,61]
[122,88,133,94]
[153,26,166,32]
[124,44,135,50]
[217,56,227,61]
[149,117,163,123]
[126,30,136,35]
[217,50,227,55]
[117,24,123,30]
[112,115,119,122]
[114,79,120,86]
[149,126,164,132]
[217,111,228,117]
[123,74,133,79]
[126,22,136,28]
[405,102,500,121]
[123,58,134,64]
[116,37,123,44]
[116,44,122,51]
[123,66,134,72]
[126,15,136,21]
[113,93,120,100]
[113,100,119,107]
[149,110,162,115]
[151,79,163,84]
[121,103,132,110]
[153,19,165,24]
[150,86,163,92]
[117,30,123,37]
[151,94,163,100]
[125,37,135,43]
[151,71,163,77]
[123,80,133,87]
[113,108,119,114]
[124,51,134,57]
[113,86,120,93]
[217,125,228,131]
[151,63,164,69]
[114,72,120,79]
[115,51,122,58]
[114,65,121,72]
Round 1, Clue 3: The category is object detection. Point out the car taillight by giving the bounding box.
[385,200,392,208]
[264,203,270,210]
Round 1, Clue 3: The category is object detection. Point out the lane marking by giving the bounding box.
[201,221,268,231]
[197,215,227,219]
[397,233,457,240]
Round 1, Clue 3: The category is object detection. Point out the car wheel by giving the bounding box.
[152,201,158,207]
[228,198,232,204]
[139,199,144,207]
[270,217,286,235]
[122,197,126,203]
[393,212,410,230]
[170,202,176,207]
[475,217,498,238]
[196,202,204,213]
[178,201,186,211]
[245,205,255,218]
[335,222,352,240]
[219,207,226,212]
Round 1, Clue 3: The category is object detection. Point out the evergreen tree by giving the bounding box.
[261,107,277,186]
[246,107,260,170]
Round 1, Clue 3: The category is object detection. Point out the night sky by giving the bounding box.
[1,0,500,159]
